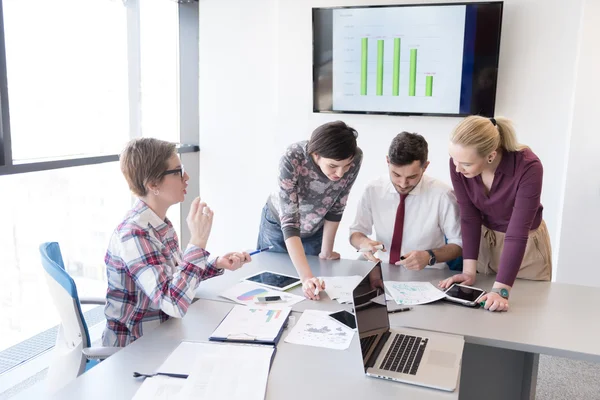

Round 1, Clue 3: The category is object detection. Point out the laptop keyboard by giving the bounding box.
[380,334,429,375]
[360,335,378,359]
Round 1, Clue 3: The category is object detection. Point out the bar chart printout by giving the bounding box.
[332,6,466,114]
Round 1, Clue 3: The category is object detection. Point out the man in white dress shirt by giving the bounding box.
[349,132,462,270]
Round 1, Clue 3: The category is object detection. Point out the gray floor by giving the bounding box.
[536,355,600,400]
[1,354,599,399]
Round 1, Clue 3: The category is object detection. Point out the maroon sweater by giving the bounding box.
[449,148,544,286]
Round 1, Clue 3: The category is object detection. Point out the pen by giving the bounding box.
[357,244,385,252]
[388,307,413,314]
[249,245,274,256]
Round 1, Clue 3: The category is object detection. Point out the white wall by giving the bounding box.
[199,0,589,281]
[555,0,600,286]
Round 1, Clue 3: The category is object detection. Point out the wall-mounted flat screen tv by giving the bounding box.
[313,2,503,117]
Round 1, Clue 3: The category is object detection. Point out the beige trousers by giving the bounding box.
[476,220,552,281]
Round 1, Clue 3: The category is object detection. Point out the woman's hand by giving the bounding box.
[216,252,252,271]
[187,197,213,249]
[479,292,509,312]
[302,277,326,300]
[438,272,476,289]
[319,251,340,260]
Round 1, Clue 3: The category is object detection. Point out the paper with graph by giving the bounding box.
[210,305,291,343]
[384,281,446,305]
[176,342,274,400]
[220,281,305,308]
[320,275,362,304]
[284,310,355,350]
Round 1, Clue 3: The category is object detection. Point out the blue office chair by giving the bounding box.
[39,242,120,393]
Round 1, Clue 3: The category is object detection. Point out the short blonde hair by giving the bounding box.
[120,138,176,197]
[450,116,526,157]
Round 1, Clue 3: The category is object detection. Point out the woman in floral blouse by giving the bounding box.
[257,121,362,300]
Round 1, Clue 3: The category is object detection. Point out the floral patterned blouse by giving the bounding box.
[267,141,363,240]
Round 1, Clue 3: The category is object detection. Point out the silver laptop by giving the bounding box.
[352,262,464,392]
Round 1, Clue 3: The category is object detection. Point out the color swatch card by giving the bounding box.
[210,304,291,345]
[220,281,305,308]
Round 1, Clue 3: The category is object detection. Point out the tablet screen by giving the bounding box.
[445,285,484,302]
[245,271,300,289]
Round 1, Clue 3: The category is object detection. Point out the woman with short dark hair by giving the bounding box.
[257,121,363,300]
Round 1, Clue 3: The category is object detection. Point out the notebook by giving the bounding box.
[209,305,291,345]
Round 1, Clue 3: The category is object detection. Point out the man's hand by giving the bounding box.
[358,239,386,262]
[395,250,429,270]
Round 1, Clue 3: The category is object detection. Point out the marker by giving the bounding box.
[314,278,323,296]
[388,307,413,314]
[357,244,385,252]
[249,246,274,256]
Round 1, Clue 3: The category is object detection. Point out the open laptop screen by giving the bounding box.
[353,262,390,368]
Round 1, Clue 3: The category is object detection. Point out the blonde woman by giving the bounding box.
[439,116,551,313]
[103,138,251,347]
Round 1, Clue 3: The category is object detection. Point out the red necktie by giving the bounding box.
[389,193,408,264]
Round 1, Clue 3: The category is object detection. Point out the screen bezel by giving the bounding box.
[312,1,504,117]
[242,270,302,291]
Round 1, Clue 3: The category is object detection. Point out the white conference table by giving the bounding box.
[51,299,458,400]
[195,253,600,400]
[52,253,600,400]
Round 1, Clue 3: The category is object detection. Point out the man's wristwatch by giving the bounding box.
[491,287,510,299]
[426,250,436,266]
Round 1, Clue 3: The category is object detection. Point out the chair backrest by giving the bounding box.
[39,242,90,392]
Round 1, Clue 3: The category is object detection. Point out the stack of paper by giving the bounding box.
[132,375,185,400]
[220,281,305,308]
[284,310,355,350]
[132,341,275,400]
[320,275,363,304]
[177,343,274,400]
[384,281,446,305]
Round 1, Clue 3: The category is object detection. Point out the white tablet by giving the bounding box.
[242,270,302,291]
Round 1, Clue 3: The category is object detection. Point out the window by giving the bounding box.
[3,0,129,161]
[0,162,131,352]
[0,0,197,361]
[140,0,179,143]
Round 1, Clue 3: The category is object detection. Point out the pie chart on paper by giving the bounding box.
[237,288,269,301]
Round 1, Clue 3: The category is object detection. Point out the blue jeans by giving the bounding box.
[257,204,323,256]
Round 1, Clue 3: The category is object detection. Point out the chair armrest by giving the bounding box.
[79,296,106,305]
[82,346,121,360]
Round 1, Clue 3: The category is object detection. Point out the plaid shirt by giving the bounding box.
[102,200,223,347]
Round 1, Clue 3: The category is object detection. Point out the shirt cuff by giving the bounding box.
[282,226,301,241]
[206,256,224,274]
[324,212,343,222]
[445,238,463,248]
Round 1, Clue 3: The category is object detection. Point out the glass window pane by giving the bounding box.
[3,0,129,161]
[140,0,179,142]
[0,162,132,351]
